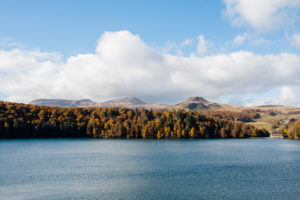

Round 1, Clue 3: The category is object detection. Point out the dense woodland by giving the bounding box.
[199,109,284,123]
[200,110,261,123]
[283,120,300,139]
[0,101,269,139]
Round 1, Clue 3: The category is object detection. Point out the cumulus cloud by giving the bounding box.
[223,0,300,32]
[0,30,300,105]
[278,86,298,105]
[246,86,300,107]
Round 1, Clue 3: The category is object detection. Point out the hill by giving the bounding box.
[170,96,228,110]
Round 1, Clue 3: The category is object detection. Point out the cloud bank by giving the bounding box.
[223,0,300,32]
[0,30,300,105]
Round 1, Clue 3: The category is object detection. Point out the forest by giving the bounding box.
[283,119,300,139]
[0,101,269,139]
[199,109,261,123]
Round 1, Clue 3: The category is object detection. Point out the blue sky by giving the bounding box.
[1,0,296,56]
[1,0,229,55]
[0,0,300,105]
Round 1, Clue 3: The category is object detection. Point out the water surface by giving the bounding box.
[0,139,300,200]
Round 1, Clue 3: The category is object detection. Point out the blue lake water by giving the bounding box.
[0,139,300,200]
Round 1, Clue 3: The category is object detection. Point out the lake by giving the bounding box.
[0,139,300,200]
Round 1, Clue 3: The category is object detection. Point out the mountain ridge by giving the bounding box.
[29,99,94,107]
[29,97,167,109]
[29,96,300,115]
[29,96,300,110]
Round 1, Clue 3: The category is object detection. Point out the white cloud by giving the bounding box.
[162,39,193,56]
[197,35,208,55]
[223,0,300,32]
[290,33,300,47]
[0,37,25,49]
[233,33,248,45]
[1,30,300,105]
[162,41,177,54]
[278,86,297,105]
[245,86,300,106]
[180,38,193,47]
[230,33,269,47]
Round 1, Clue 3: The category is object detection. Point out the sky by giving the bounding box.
[0,0,300,106]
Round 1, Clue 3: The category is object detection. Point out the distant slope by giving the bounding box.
[245,105,300,133]
[99,97,145,107]
[29,97,168,110]
[29,99,94,107]
[98,97,167,109]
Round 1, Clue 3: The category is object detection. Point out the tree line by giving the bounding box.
[0,101,269,139]
[282,119,300,139]
[200,110,261,123]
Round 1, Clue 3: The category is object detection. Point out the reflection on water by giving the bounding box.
[0,139,300,200]
[280,140,300,151]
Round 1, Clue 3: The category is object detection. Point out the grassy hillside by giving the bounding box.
[170,97,300,135]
